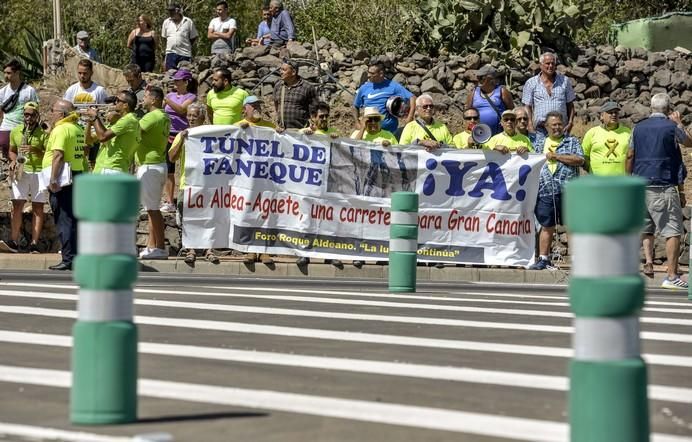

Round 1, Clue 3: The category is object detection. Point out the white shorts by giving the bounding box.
[137,163,166,210]
[11,171,48,203]
[99,168,125,175]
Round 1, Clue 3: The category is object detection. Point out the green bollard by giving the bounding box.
[71,174,140,424]
[389,192,418,293]
[565,175,649,442]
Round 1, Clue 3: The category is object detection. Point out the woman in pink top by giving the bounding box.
[161,69,197,212]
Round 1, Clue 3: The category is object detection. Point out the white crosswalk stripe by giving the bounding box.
[0,279,690,441]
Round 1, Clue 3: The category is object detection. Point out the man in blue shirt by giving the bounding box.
[353,62,416,136]
[268,0,295,46]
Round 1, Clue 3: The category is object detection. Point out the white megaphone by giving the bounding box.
[470,123,492,144]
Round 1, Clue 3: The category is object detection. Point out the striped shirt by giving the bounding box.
[521,73,575,129]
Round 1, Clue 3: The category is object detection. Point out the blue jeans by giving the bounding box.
[164,53,191,70]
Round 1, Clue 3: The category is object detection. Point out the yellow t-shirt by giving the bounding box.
[93,112,141,173]
[236,118,276,129]
[486,132,534,152]
[350,129,398,145]
[582,124,631,176]
[206,87,249,125]
[10,123,48,173]
[300,127,339,136]
[172,133,187,190]
[544,136,561,174]
[399,120,454,145]
[453,130,488,149]
[42,114,85,172]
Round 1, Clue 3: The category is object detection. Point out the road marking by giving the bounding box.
[0,330,689,404]
[0,365,689,442]
[1,305,691,367]
[0,422,131,442]
[0,290,692,343]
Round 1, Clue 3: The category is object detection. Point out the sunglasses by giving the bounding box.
[366,117,380,123]
[23,112,37,117]
[420,104,434,110]
[516,117,529,121]
[316,115,329,119]
[464,116,479,121]
[502,117,516,122]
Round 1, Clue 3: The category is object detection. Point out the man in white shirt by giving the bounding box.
[208,0,237,55]
[72,30,100,63]
[161,3,199,71]
[0,59,38,162]
[63,59,108,105]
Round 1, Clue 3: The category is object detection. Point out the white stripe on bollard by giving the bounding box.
[390,212,418,225]
[78,290,134,321]
[78,222,136,255]
[570,233,640,277]
[574,317,640,360]
[389,239,418,253]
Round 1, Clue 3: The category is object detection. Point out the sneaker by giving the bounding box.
[0,240,19,253]
[29,242,40,254]
[352,260,364,268]
[529,258,551,270]
[138,247,152,258]
[160,202,176,213]
[661,276,688,290]
[139,248,168,260]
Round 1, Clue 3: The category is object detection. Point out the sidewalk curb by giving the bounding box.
[0,254,677,288]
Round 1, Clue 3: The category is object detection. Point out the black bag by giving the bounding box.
[1,82,25,114]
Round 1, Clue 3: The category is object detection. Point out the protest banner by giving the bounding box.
[181,125,546,266]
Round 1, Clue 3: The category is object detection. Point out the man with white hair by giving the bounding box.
[627,93,692,289]
[521,52,575,135]
[399,94,453,151]
[268,0,295,46]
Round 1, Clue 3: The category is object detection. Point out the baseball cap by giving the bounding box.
[172,69,192,81]
[243,96,261,106]
[76,31,90,40]
[501,109,516,118]
[23,101,39,111]
[477,65,497,78]
[600,101,620,113]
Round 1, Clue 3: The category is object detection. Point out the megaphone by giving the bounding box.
[385,96,410,118]
[471,123,492,144]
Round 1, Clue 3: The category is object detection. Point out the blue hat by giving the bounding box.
[243,96,260,106]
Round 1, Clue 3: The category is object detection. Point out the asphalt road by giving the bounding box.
[0,272,690,442]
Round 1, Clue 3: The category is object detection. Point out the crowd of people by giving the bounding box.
[0,1,691,290]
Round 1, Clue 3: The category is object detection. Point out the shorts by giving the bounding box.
[165,139,176,174]
[98,168,125,175]
[137,163,167,210]
[643,186,683,237]
[164,53,191,70]
[535,193,563,228]
[11,171,48,203]
[0,130,10,159]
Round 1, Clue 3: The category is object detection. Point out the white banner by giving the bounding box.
[181,125,546,266]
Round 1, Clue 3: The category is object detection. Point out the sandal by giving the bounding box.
[205,250,220,264]
[184,250,196,264]
[642,262,654,278]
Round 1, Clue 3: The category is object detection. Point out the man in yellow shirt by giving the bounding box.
[399,94,453,151]
[86,90,140,174]
[486,110,533,154]
[237,95,276,129]
[300,102,339,137]
[44,99,85,270]
[206,68,248,125]
[350,107,398,146]
[582,101,631,176]
[453,107,487,149]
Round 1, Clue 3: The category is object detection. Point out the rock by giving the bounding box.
[287,41,312,59]
[576,53,595,67]
[407,75,422,86]
[610,78,619,91]
[674,57,691,73]
[408,85,421,96]
[623,59,647,73]
[630,47,648,59]
[670,71,688,91]
[421,78,445,94]
[392,73,406,85]
[593,64,610,74]
[651,69,672,87]
[411,53,431,67]
[316,37,330,50]
[352,65,368,85]
[238,78,258,89]
[584,85,601,98]
[566,66,589,78]
[352,48,369,61]
[298,66,318,80]
[239,59,255,73]
[331,50,345,64]
[466,53,481,70]
[574,82,587,94]
[243,45,269,58]
[587,72,611,89]
[255,54,282,68]
[395,63,417,75]
[647,52,667,67]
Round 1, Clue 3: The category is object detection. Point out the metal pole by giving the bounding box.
[565,175,649,442]
[389,191,418,293]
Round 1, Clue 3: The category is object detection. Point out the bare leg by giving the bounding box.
[665,235,681,279]
[147,210,165,249]
[538,226,556,257]
[642,234,654,264]
[30,202,45,244]
[164,173,175,205]
[10,200,25,242]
